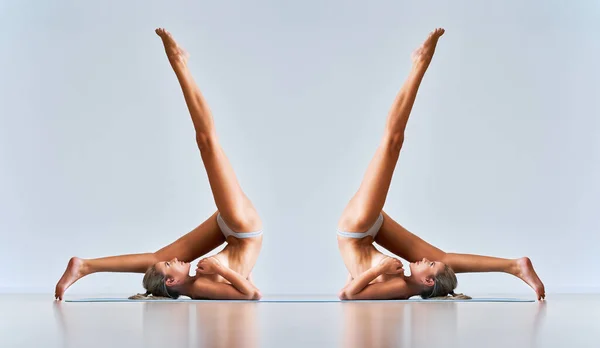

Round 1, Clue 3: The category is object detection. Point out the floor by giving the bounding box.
[1,294,599,348]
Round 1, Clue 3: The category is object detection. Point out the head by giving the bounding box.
[409,258,469,299]
[129,258,191,300]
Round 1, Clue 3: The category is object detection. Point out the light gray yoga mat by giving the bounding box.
[65,297,534,303]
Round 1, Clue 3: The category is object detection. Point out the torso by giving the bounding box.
[196,235,263,284]
[338,236,403,284]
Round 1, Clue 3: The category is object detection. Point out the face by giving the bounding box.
[154,258,191,287]
[409,258,446,287]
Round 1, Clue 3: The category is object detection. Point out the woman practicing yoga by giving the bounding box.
[337,28,545,301]
[55,28,263,301]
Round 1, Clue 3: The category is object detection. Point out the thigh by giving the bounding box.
[155,211,226,262]
[200,143,262,231]
[375,210,446,262]
[338,143,401,232]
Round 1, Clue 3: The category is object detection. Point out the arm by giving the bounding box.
[339,266,385,299]
[341,278,410,300]
[190,279,261,300]
[196,258,261,300]
[215,263,261,299]
[339,257,406,300]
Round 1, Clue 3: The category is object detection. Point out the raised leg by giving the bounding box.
[337,28,445,232]
[155,28,261,232]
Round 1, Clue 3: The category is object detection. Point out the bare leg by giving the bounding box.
[337,28,445,232]
[155,28,261,232]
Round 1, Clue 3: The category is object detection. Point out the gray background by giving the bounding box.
[1,0,598,296]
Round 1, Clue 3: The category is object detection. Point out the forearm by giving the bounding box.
[215,264,259,297]
[342,265,385,296]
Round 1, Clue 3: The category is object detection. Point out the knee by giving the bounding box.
[383,132,404,152]
[196,132,217,150]
[224,211,262,233]
[338,215,374,233]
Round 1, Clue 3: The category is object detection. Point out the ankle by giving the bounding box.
[508,259,520,275]
[80,259,93,275]
[169,55,187,67]
[410,61,429,74]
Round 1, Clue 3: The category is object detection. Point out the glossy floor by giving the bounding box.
[1,295,598,348]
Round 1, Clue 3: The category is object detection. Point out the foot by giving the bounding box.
[155,28,189,64]
[55,257,88,301]
[411,28,445,67]
[514,257,546,301]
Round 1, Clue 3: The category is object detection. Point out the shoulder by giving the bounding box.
[386,277,411,299]
[343,277,412,301]
[188,277,216,299]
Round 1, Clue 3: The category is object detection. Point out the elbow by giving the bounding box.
[338,290,351,301]
[247,290,262,301]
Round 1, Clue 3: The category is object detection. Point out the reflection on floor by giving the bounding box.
[1,294,598,347]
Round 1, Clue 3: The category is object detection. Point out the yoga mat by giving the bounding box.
[66,297,534,303]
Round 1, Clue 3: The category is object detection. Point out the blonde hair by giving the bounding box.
[128,265,181,300]
[420,264,471,300]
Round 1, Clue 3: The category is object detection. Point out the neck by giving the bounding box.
[174,275,198,297]
[403,275,424,297]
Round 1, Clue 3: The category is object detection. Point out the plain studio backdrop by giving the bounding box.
[0,0,598,297]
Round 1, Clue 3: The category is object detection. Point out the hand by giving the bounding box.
[196,257,221,275]
[379,257,404,275]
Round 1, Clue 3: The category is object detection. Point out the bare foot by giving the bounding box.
[55,257,88,301]
[155,28,189,64]
[514,257,546,301]
[411,28,445,66]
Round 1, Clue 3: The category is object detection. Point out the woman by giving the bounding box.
[55,28,262,301]
[337,28,545,301]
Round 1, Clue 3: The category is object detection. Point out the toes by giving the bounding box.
[430,28,445,38]
[155,28,167,37]
[155,28,174,41]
